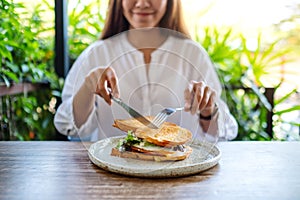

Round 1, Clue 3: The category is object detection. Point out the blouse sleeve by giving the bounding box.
[188,41,238,140]
[54,44,103,139]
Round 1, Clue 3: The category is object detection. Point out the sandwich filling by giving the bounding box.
[115,131,189,157]
[111,117,193,161]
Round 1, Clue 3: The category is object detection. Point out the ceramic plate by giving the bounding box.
[88,136,221,178]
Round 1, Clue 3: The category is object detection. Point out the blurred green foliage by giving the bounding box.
[0,0,62,140]
[68,0,105,64]
[1,0,299,141]
[0,0,105,140]
[196,26,299,140]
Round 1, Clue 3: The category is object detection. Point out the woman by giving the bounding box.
[54,0,238,141]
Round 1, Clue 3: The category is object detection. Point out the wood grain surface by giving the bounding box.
[0,141,299,200]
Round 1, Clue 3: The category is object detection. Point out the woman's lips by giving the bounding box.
[133,12,153,17]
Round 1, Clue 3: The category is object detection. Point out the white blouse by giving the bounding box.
[54,32,238,142]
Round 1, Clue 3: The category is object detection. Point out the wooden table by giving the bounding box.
[0,141,299,200]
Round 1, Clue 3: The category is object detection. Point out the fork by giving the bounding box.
[152,107,184,128]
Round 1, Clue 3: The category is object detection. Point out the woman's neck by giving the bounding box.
[127,28,167,64]
[127,28,166,50]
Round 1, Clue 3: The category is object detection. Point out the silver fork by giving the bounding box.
[152,107,184,128]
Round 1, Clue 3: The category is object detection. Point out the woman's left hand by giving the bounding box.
[184,80,217,117]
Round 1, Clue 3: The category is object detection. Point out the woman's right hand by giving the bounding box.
[84,66,120,105]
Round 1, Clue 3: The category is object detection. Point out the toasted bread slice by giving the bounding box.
[134,124,192,147]
[113,117,192,147]
[111,146,193,162]
[113,116,153,132]
[113,116,174,132]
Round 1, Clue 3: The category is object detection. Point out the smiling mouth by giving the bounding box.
[133,12,153,16]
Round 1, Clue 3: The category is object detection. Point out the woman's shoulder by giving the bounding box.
[168,36,208,55]
[70,40,110,68]
[83,40,107,53]
[77,39,115,61]
[83,35,126,55]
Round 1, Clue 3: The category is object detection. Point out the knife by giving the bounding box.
[109,93,158,129]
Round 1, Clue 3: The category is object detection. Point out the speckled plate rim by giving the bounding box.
[88,136,221,178]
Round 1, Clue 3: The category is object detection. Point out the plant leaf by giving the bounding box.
[275,88,298,105]
[275,105,300,115]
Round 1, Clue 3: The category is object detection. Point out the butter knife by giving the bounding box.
[109,93,158,129]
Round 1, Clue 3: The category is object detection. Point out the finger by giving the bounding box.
[97,80,111,105]
[96,68,115,105]
[190,84,202,114]
[198,86,210,111]
[206,91,217,111]
[184,87,192,111]
[106,68,120,98]
[84,68,103,93]
[193,81,208,113]
[207,91,216,108]
[200,90,217,116]
[184,81,197,111]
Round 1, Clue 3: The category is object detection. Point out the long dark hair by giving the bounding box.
[100,0,191,40]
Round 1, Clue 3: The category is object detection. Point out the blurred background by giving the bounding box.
[1,0,299,141]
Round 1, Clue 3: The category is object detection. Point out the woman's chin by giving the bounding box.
[130,24,158,30]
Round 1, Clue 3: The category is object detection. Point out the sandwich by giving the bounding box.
[111,117,193,161]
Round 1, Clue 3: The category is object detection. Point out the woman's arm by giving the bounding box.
[73,67,119,128]
[184,80,219,135]
[184,40,238,140]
